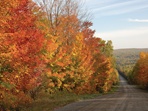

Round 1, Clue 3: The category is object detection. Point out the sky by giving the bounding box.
[84,0,148,49]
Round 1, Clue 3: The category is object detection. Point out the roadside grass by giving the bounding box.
[21,85,119,111]
[21,90,100,111]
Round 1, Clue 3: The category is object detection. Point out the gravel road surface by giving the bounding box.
[55,75,148,111]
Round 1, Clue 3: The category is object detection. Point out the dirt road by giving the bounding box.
[55,75,148,111]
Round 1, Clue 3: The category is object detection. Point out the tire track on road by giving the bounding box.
[55,75,148,111]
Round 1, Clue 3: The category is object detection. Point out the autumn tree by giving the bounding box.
[132,52,148,88]
[35,0,92,93]
[0,0,44,110]
[81,21,118,93]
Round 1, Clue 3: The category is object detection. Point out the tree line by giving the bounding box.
[0,0,118,110]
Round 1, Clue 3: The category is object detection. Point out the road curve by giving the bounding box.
[55,75,148,111]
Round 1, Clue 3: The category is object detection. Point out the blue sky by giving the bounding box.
[84,0,148,49]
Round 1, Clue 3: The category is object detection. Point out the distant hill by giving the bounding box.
[113,48,148,75]
[114,48,148,55]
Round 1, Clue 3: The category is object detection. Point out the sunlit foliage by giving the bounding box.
[0,0,119,110]
[0,0,44,110]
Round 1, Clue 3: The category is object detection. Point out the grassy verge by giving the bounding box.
[21,85,119,111]
[20,91,99,111]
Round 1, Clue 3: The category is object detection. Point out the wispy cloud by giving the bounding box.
[84,0,148,49]
[87,0,148,16]
[95,27,148,49]
[128,18,148,23]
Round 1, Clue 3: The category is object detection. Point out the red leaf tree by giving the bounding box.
[0,0,44,109]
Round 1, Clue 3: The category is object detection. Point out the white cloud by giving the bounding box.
[95,27,148,49]
[128,19,148,23]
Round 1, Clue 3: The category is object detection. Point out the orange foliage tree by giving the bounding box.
[40,18,94,93]
[132,52,148,88]
[38,0,96,93]
[0,0,44,109]
[81,21,118,93]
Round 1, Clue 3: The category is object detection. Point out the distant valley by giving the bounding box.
[113,48,148,75]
